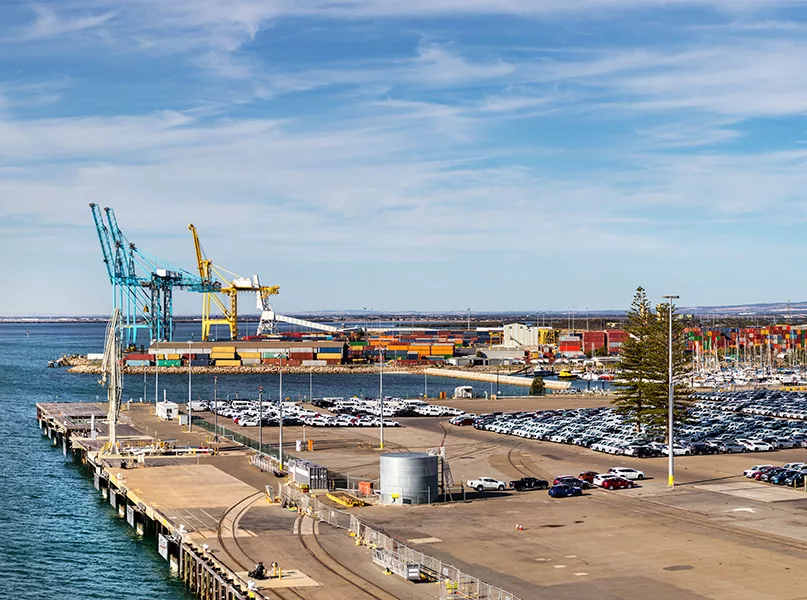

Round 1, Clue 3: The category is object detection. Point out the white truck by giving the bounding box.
[466,476,506,492]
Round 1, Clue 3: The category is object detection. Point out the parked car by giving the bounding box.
[548,484,583,498]
[744,464,774,478]
[598,476,634,490]
[607,467,645,481]
[769,470,799,485]
[466,477,506,492]
[578,471,599,484]
[718,440,746,453]
[509,477,549,491]
[553,476,591,489]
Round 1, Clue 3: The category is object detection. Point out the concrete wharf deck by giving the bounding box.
[36,402,437,600]
[37,398,807,600]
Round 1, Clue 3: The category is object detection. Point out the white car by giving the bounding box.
[466,477,506,492]
[738,439,774,452]
[607,467,645,481]
[743,464,774,478]
[592,474,612,487]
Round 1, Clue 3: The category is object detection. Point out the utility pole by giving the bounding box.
[187,340,193,432]
[663,294,680,488]
[278,352,284,469]
[213,375,219,442]
[379,346,384,450]
[258,386,263,454]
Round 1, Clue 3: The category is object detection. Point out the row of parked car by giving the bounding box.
[467,468,645,498]
[315,396,464,418]
[692,389,807,421]
[461,402,807,457]
[743,462,807,487]
[198,399,402,428]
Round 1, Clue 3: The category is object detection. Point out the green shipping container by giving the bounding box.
[156,359,182,367]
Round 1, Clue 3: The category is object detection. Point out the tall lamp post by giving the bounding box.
[213,375,219,442]
[278,351,285,469]
[379,346,384,450]
[258,386,263,454]
[187,340,192,432]
[662,294,679,488]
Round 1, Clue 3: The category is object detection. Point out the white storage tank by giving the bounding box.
[379,452,438,505]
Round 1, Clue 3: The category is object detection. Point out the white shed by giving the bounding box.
[156,401,179,421]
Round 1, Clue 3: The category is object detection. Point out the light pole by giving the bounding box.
[662,294,679,488]
[278,352,284,469]
[187,340,193,432]
[213,375,219,442]
[258,386,263,454]
[309,369,313,403]
[379,347,384,450]
[467,308,471,331]
[155,352,159,404]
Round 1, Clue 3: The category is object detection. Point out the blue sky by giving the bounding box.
[2,1,806,316]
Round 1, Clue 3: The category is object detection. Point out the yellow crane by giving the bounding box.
[188,224,280,341]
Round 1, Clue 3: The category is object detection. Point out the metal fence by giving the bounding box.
[279,484,521,600]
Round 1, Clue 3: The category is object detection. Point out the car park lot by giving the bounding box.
[198,396,464,429]
[692,389,807,421]
[184,396,807,599]
[463,392,807,459]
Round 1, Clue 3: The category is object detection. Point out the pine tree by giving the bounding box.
[652,301,692,439]
[613,289,692,437]
[530,376,546,396]
[613,287,657,431]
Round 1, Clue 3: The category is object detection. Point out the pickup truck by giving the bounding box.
[466,477,506,492]
[509,477,549,491]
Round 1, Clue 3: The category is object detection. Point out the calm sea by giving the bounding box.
[1,321,574,599]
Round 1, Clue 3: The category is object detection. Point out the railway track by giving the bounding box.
[215,491,305,600]
[296,517,398,600]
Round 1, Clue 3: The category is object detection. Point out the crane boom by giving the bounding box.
[187,224,280,340]
[89,203,115,283]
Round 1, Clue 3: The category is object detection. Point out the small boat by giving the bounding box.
[557,370,578,379]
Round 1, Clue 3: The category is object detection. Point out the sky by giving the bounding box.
[1,1,806,316]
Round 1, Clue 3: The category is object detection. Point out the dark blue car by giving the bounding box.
[770,470,798,485]
[548,484,583,498]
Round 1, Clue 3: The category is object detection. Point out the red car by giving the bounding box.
[753,466,780,481]
[578,471,599,484]
[598,476,634,490]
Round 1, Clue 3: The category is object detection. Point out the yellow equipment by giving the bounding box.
[188,224,279,341]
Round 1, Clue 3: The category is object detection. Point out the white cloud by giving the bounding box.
[26,4,115,39]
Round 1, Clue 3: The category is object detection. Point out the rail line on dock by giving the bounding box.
[296,517,397,600]
[215,491,307,600]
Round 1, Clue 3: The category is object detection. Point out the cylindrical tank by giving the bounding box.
[379,452,439,505]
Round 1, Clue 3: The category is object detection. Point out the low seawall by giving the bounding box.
[424,368,572,390]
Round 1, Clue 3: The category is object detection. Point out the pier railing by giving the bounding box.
[279,484,522,600]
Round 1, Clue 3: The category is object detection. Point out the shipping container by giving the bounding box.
[190,359,210,366]
[156,359,182,367]
[126,360,151,367]
[239,352,262,359]
[302,360,327,367]
[241,358,261,366]
[215,359,242,367]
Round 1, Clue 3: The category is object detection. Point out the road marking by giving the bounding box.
[554,565,567,569]
[730,508,756,513]
[565,555,577,558]
[574,572,588,576]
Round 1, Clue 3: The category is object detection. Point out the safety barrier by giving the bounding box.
[279,484,522,600]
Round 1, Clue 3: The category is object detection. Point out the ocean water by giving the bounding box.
[0,321,553,599]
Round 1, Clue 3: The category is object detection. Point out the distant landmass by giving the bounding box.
[2,300,805,323]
